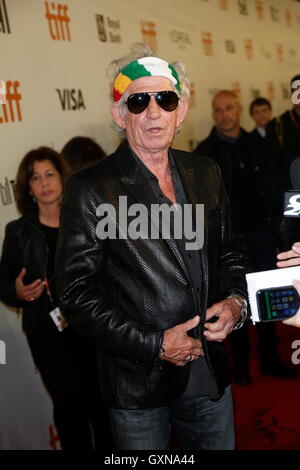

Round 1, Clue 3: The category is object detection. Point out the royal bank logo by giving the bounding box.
[170,30,191,50]
[95,14,121,43]
[0,177,15,206]
[225,40,236,54]
[55,89,86,111]
[44,1,71,41]
[141,20,157,52]
[255,1,264,20]
[238,0,248,16]
[0,80,22,124]
[201,32,213,56]
[270,5,280,22]
[0,0,10,34]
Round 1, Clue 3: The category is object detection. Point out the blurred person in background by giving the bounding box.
[61,136,106,172]
[0,147,113,449]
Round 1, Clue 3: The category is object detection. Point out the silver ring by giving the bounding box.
[186,354,192,362]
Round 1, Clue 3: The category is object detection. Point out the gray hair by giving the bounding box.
[107,43,190,135]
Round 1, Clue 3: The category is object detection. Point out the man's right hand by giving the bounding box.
[159,315,203,367]
[15,268,45,302]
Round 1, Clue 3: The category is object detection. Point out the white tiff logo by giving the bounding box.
[0,340,6,365]
[291,340,300,365]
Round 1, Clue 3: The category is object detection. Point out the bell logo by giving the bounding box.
[0,340,6,365]
[141,20,157,52]
[45,1,71,41]
[55,89,86,111]
[0,80,22,124]
[0,0,10,34]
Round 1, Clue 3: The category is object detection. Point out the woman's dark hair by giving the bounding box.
[61,136,106,172]
[15,146,70,216]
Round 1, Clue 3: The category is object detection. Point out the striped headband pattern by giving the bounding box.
[113,57,181,102]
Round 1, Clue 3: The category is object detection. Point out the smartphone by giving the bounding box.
[256,285,300,321]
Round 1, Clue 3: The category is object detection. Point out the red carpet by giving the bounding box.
[232,322,300,450]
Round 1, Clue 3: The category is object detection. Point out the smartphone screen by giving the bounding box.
[256,285,300,321]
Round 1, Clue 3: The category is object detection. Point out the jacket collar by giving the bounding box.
[114,140,201,280]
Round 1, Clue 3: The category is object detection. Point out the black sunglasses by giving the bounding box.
[125,91,179,114]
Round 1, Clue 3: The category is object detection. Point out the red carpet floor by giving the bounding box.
[232,322,300,450]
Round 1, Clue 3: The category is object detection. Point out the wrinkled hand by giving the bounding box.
[277,242,300,268]
[15,268,45,302]
[203,299,242,342]
[160,315,204,367]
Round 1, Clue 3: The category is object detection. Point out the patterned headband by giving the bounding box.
[113,56,181,102]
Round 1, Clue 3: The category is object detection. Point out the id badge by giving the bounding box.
[49,307,68,332]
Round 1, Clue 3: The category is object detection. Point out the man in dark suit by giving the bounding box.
[194,90,296,385]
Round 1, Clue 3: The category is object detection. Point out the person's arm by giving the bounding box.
[0,222,23,308]
[204,163,250,341]
[277,242,300,327]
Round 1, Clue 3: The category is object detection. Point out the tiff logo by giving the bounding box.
[45,1,71,41]
[0,0,10,34]
[55,89,86,110]
[0,80,22,124]
[0,340,6,365]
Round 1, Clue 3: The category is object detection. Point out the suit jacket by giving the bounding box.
[56,140,250,409]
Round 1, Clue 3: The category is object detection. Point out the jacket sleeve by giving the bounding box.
[216,162,252,304]
[0,222,24,309]
[55,174,162,364]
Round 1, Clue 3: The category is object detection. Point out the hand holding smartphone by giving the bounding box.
[256,285,300,321]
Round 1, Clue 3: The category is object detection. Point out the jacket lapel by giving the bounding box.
[114,141,191,280]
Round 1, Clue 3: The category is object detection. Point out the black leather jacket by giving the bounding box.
[56,140,250,409]
[0,214,53,336]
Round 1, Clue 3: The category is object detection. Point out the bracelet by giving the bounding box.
[227,294,248,330]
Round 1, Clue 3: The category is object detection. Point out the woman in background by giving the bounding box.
[0,147,113,449]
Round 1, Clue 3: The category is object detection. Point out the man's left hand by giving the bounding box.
[203,299,242,342]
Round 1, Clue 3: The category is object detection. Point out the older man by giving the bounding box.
[56,45,249,450]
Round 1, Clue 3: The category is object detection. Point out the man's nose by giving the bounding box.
[146,96,161,117]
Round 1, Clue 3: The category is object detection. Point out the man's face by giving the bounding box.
[111,76,188,156]
[212,94,242,134]
[251,104,272,128]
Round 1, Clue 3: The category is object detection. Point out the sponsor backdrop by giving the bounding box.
[1,0,300,449]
